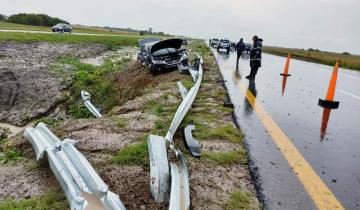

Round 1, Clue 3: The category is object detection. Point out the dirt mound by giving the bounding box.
[100,165,167,210]
[0,42,106,126]
[112,62,183,106]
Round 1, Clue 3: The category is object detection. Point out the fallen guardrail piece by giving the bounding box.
[189,69,199,82]
[81,90,102,118]
[183,124,201,157]
[148,134,170,203]
[165,56,203,143]
[177,81,188,99]
[169,150,190,210]
[24,123,125,210]
[148,56,203,209]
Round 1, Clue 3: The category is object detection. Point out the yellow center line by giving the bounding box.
[229,72,344,210]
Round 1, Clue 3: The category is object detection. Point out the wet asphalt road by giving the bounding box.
[212,49,360,209]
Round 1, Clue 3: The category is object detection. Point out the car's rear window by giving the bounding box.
[221,40,230,43]
[213,39,219,41]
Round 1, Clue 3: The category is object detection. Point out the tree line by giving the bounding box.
[0,13,69,27]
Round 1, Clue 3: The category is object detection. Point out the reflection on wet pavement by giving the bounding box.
[281,76,288,96]
[244,80,257,116]
[320,108,332,140]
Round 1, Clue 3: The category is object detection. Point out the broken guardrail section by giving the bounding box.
[183,124,201,157]
[81,90,102,118]
[148,56,203,209]
[24,123,125,210]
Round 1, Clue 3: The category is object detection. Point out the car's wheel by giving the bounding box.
[217,47,220,52]
[227,48,230,53]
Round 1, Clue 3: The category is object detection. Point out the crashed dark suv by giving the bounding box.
[137,38,189,72]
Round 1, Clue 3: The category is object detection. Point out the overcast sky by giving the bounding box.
[1,0,359,54]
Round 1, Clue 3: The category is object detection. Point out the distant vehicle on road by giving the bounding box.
[52,23,72,33]
[243,43,251,54]
[230,42,236,52]
[137,38,189,72]
[209,38,220,47]
[217,38,231,53]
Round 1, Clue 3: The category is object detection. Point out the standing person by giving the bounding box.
[246,35,263,80]
[236,38,245,67]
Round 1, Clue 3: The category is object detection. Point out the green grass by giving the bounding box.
[202,150,247,165]
[0,32,139,50]
[0,22,49,31]
[188,40,212,57]
[113,140,148,166]
[144,100,166,117]
[225,191,253,210]
[53,56,131,118]
[197,124,244,144]
[0,22,139,36]
[67,104,93,119]
[0,134,22,164]
[111,116,129,128]
[33,118,61,126]
[0,149,21,163]
[264,46,360,71]
[0,190,68,210]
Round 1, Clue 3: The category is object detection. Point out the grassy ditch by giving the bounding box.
[52,56,133,118]
[263,46,360,70]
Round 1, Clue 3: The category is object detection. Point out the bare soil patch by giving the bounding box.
[0,42,106,126]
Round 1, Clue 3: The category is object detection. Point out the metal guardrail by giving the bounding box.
[148,56,203,209]
[165,57,203,143]
[169,150,190,210]
[183,124,201,157]
[177,81,188,99]
[24,123,125,210]
[81,90,102,118]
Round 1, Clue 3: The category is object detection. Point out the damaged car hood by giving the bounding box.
[150,38,183,54]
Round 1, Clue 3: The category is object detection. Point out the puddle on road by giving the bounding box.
[81,47,138,66]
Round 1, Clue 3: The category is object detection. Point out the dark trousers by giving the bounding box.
[250,66,259,78]
[236,51,243,66]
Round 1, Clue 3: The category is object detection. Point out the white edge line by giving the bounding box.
[337,89,360,100]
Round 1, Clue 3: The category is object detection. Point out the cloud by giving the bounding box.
[1,0,359,54]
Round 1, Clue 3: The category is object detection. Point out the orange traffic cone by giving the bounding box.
[280,52,292,76]
[318,61,340,109]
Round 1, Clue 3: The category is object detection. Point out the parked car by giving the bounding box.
[137,38,189,72]
[243,43,251,54]
[209,38,220,47]
[52,23,72,33]
[217,39,231,53]
[230,42,236,52]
